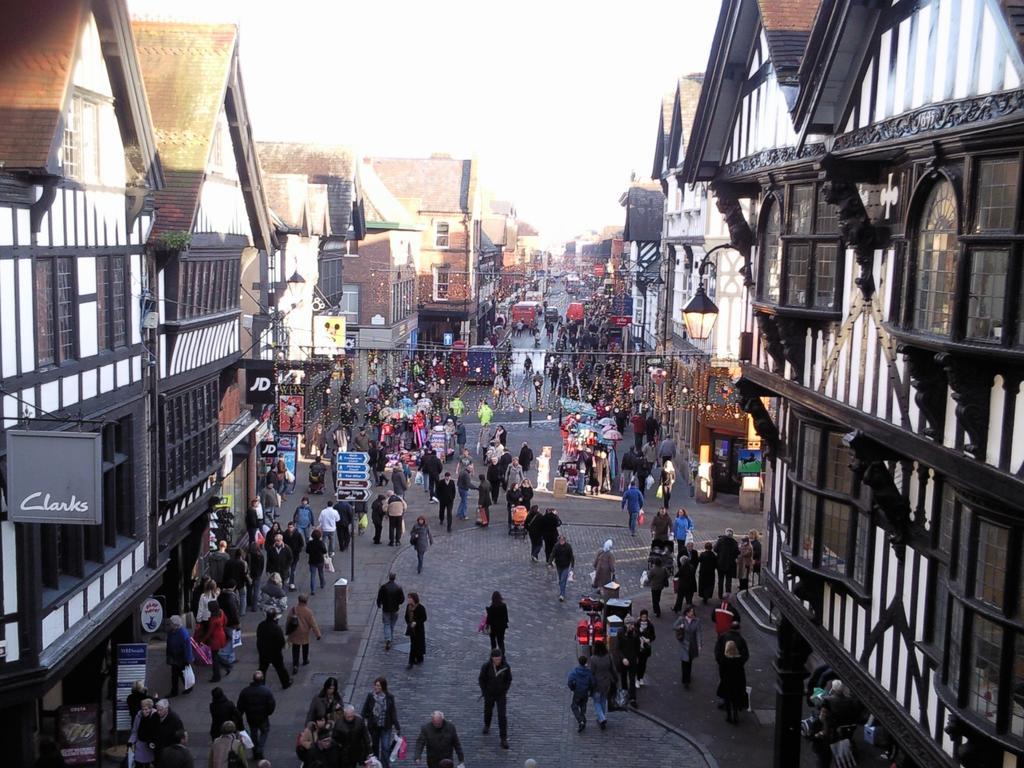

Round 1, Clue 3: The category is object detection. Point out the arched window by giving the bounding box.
[913,180,959,335]
[759,199,781,303]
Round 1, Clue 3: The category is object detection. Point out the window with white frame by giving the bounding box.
[338,286,359,318]
[62,92,101,183]
[434,268,450,300]
[435,221,450,248]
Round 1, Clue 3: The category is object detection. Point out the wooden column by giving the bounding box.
[773,615,811,768]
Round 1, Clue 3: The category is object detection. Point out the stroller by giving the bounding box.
[648,539,675,579]
[509,505,528,538]
[308,459,327,495]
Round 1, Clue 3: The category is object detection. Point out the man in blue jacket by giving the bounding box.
[621,480,644,535]
[567,655,596,731]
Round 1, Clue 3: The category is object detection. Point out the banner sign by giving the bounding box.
[7,431,102,525]
[313,315,347,356]
[244,360,275,405]
[115,644,147,731]
[278,394,305,434]
[611,294,633,316]
[58,704,99,764]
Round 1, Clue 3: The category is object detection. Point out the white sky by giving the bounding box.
[129,0,721,243]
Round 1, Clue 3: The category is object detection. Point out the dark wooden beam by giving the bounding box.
[742,364,1024,507]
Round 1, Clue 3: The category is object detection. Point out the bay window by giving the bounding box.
[901,153,1024,351]
[789,420,871,588]
[757,184,842,311]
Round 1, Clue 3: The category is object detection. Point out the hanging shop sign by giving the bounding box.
[7,430,102,525]
[139,596,164,633]
[610,316,631,327]
[243,360,276,405]
[313,315,347,356]
[277,394,305,434]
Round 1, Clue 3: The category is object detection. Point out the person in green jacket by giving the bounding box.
[449,395,465,418]
[477,400,493,427]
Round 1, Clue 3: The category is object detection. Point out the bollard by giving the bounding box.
[333,577,349,631]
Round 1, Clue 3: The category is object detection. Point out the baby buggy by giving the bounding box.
[308,459,327,495]
[558,460,583,494]
[509,505,528,539]
[648,539,675,579]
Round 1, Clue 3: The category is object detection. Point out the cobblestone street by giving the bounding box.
[349,522,712,767]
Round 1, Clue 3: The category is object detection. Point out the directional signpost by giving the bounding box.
[335,452,371,502]
[335,451,370,581]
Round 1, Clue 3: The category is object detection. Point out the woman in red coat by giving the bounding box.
[195,602,229,682]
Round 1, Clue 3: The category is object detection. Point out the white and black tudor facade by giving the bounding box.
[684,1,1024,766]
[0,0,162,760]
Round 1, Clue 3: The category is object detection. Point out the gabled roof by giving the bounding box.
[622,187,664,243]
[681,0,819,183]
[257,142,358,237]
[0,0,161,185]
[651,88,676,180]
[369,155,475,214]
[133,19,274,249]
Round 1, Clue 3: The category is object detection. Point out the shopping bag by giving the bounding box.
[127,747,135,768]
[645,475,654,491]
[182,664,196,690]
[239,730,254,749]
[478,614,488,633]
[325,558,335,573]
[414,471,424,485]
[655,484,663,499]
[232,628,242,648]
[358,513,368,532]
[567,569,575,582]
[638,509,646,526]
[190,637,212,666]
[640,569,649,587]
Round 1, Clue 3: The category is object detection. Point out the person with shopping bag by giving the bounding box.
[194,602,230,683]
[620,480,644,535]
[360,676,401,768]
[209,721,249,767]
[165,615,194,697]
[673,604,703,689]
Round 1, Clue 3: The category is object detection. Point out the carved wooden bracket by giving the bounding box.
[775,317,807,382]
[946,714,1004,768]
[845,429,911,559]
[822,179,878,299]
[29,177,58,235]
[783,559,823,622]
[935,352,994,461]
[736,378,780,459]
[898,344,947,440]
[714,193,754,287]
[756,313,786,375]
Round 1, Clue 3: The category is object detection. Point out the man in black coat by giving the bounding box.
[714,528,740,597]
[334,500,354,552]
[331,705,372,768]
[616,618,642,707]
[153,700,184,756]
[236,671,276,760]
[283,522,305,590]
[375,572,406,651]
[157,729,194,768]
[478,648,513,749]
[517,442,534,472]
[265,533,293,586]
[256,612,292,689]
[435,471,457,532]
[421,449,443,502]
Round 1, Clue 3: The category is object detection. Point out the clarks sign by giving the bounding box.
[7,430,103,525]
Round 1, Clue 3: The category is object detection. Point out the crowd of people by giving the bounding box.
[116,315,793,768]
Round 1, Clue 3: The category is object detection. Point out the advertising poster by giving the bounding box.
[58,704,99,764]
[277,394,305,433]
[115,644,147,731]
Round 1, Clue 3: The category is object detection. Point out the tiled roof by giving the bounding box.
[517,220,539,237]
[677,73,705,160]
[132,20,237,234]
[757,0,819,32]
[0,0,83,172]
[757,0,822,77]
[369,156,474,214]
[257,142,354,236]
[262,173,308,231]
